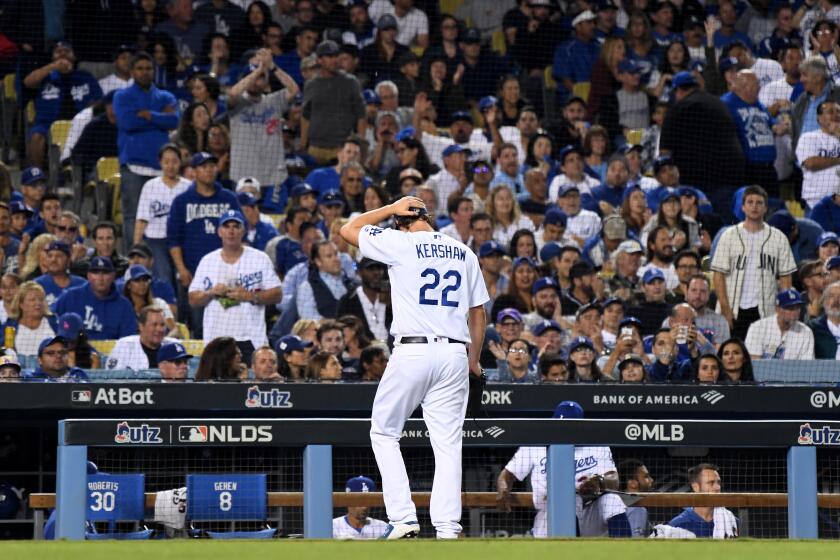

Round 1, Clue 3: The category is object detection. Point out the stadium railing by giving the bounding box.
[51,417,831,540]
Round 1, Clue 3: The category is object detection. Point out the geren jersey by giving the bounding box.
[358,225,489,341]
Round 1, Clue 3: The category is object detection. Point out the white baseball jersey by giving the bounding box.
[332,515,389,539]
[106,335,178,371]
[358,225,489,340]
[744,315,815,359]
[136,176,191,239]
[504,445,619,538]
[795,129,840,208]
[189,247,282,348]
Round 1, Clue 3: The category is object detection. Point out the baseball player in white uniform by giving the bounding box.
[496,401,631,538]
[332,476,389,539]
[341,196,488,539]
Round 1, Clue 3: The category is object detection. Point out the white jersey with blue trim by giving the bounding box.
[332,515,389,539]
[358,225,489,341]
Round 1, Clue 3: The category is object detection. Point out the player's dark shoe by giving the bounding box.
[382,521,420,539]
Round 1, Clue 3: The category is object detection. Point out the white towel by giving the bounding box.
[154,487,187,529]
[712,507,738,539]
[648,524,697,538]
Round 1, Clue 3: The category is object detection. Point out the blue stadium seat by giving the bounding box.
[186,473,276,539]
[85,473,152,540]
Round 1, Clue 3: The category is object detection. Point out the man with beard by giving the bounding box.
[637,225,679,290]
[684,274,730,346]
[627,269,672,336]
[669,249,702,304]
[336,258,392,342]
[523,277,563,330]
[809,280,840,358]
[745,289,814,359]
[607,240,644,303]
[561,261,601,316]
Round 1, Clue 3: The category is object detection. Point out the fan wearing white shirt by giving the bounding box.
[98,45,134,95]
[332,476,389,539]
[487,184,535,250]
[106,306,177,371]
[796,100,840,208]
[726,40,784,89]
[556,184,601,248]
[549,145,600,202]
[439,196,474,245]
[758,46,803,180]
[745,288,815,359]
[368,0,429,49]
[427,144,469,209]
[420,111,493,169]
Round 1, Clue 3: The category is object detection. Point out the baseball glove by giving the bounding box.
[466,370,486,417]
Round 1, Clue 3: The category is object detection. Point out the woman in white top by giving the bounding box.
[133,144,191,285]
[8,281,55,356]
[487,184,535,251]
[122,265,179,338]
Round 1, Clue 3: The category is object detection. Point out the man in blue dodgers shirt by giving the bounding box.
[21,336,88,382]
[113,51,179,249]
[656,463,739,538]
[53,256,137,341]
[167,152,240,336]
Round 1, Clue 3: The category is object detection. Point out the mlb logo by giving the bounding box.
[179,425,208,443]
[72,390,91,403]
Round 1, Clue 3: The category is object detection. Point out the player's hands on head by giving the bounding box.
[391,196,426,217]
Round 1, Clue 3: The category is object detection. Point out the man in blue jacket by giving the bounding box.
[22,336,88,382]
[167,152,241,336]
[53,256,137,341]
[113,51,179,250]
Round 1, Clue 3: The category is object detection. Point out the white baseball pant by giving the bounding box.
[370,340,469,539]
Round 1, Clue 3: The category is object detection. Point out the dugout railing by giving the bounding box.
[52,418,832,540]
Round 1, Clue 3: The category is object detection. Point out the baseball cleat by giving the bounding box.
[382,520,420,539]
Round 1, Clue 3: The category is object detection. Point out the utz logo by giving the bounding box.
[798,423,840,445]
[114,421,163,444]
[245,386,293,409]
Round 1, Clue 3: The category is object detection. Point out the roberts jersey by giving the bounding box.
[358,225,489,341]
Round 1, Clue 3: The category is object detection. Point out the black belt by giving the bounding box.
[399,336,466,345]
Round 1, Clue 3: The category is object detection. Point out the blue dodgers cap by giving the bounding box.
[768,210,796,237]
[56,312,84,340]
[442,144,466,157]
[621,183,644,203]
[828,256,840,270]
[126,264,152,282]
[450,110,473,124]
[157,341,193,363]
[558,184,580,197]
[9,201,32,216]
[552,400,584,419]
[657,187,680,205]
[21,167,47,186]
[558,144,583,164]
[532,276,561,295]
[276,334,314,354]
[618,58,641,74]
[719,56,743,74]
[621,143,643,155]
[395,126,416,142]
[362,88,381,105]
[819,231,840,247]
[496,307,523,324]
[512,256,537,270]
[291,182,315,197]
[315,40,340,57]
[479,95,497,111]
[345,476,376,492]
[777,288,803,308]
[544,207,568,227]
[539,241,563,263]
[688,59,705,72]
[318,190,345,207]
[567,336,595,354]
[619,316,642,330]
[642,268,666,284]
[236,191,258,207]
[653,155,676,174]
[601,296,623,309]
[38,335,67,356]
[463,28,482,44]
[377,13,398,30]
[671,70,698,89]
[88,256,115,273]
[532,319,563,336]
[190,151,218,167]
[478,240,505,257]
[46,240,71,256]
[219,209,246,226]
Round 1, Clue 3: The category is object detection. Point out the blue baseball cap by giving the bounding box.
[291,183,316,198]
[395,126,416,142]
[819,231,840,247]
[619,316,642,330]
[653,155,676,174]
[442,144,466,158]
[479,95,497,111]
[219,209,245,226]
[558,184,580,197]
[828,256,840,270]
[315,40,340,57]
[618,58,641,74]
[642,268,666,284]
[532,276,560,295]
[719,56,742,74]
[377,13,398,30]
[657,187,680,205]
[21,167,47,186]
[622,183,644,203]
[512,256,537,270]
[602,296,623,309]
[552,400,584,419]
[559,145,583,164]
[236,192,258,207]
[318,190,345,207]
[190,152,218,167]
[276,334,314,354]
[46,240,71,256]
[768,210,796,238]
[450,111,473,124]
[621,143,643,155]
[478,240,505,258]
[689,59,705,72]
[362,89,380,105]
[671,70,697,89]
[539,241,563,263]
[345,476,376,492]
[567,336,595,354]
[158,342,193,363]
[126,264,152,282]
[777,288,803,308]
[56,312,84,340]
[9,201,32,216]
[88,256,115,273]
[532,319,563,336]
[38,335,67,356]
[463,28,482,44]
[544,207,568,227]
[496,308,523,324]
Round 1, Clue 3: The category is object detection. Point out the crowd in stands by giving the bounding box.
[1,0,840,384]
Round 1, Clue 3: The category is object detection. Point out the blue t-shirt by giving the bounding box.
[809,195,840,232]
[668,507,738,538]
[305,166,340,193]
[36,273,87,308]
[276,51,304,87]
[275,237,305,276]
[33,70,103,128]
[553,38,600,89]
[721,92,776,164]
[114,277,176,305]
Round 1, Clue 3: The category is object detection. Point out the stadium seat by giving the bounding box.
[94,157,119,224]
[1,74,17,161]
[269,213,285,231]
[439,0,463,15]
[109,173,123,226]
[186,473,276,539]
[85,473,153,540]
[86,369,161,381]
[182,339,205,356]
[572,82,591,102]
[491,29,506,55]
[90,339,117,356]
[47,120,72,189]
[785,199,805,218]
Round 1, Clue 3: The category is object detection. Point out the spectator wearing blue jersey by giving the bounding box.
[114,52,179,251]
[648,1,682,56]
[582,215,628,269]
[22,41,102,169]
[21,336,89,383]
[154,0,210,64]
[553,11,600,99]
[305,138,367,194]
[721,70,782,197]
[238,192,278,251]
[17,168,46,226]
[35,240,86,308]
[666,464,739,538]
[276,26,319,87]
[809,192,840,233]
[275,207,315,277]
[713,0,754,52]
[54,256,137,341]
[756,6,802,59]
[583,155,631,216]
